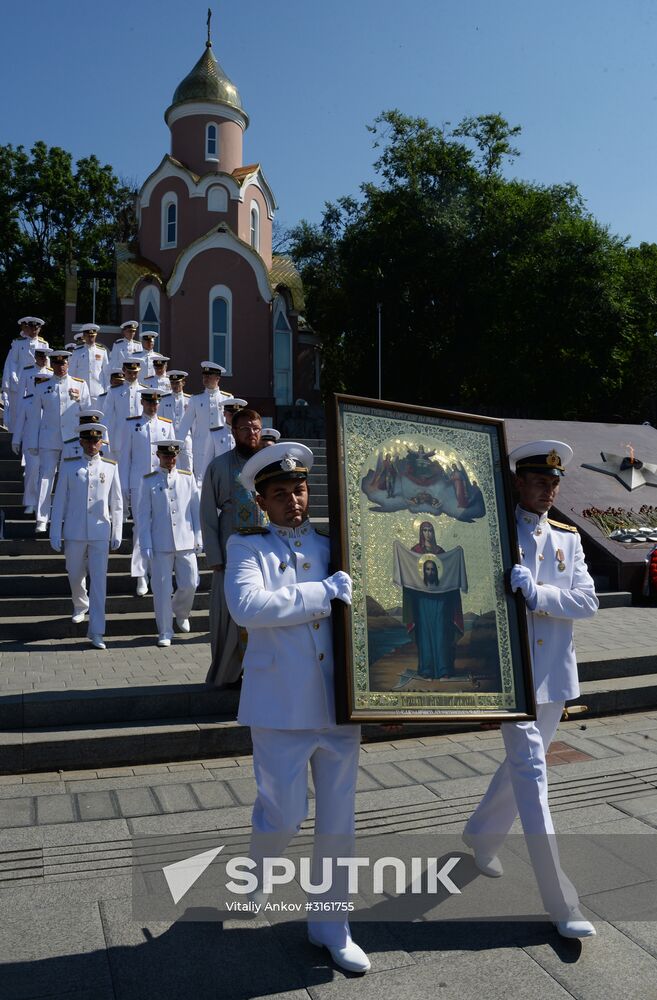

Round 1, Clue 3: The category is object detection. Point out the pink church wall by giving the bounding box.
[170,115,244,176]
[237,186,272,269]
[139,176,240,278]
[166,247,274,413]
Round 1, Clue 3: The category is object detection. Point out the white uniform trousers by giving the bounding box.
[22,449,40,507]
[150,550,199,638]
[464,701,580,919]
[129,486,148,578]
[36,448,62,523]
[250,725,361,948]
[64,539,109,636]
[5,389,17,433]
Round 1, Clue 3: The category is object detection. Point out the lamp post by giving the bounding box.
[377,302,382,399]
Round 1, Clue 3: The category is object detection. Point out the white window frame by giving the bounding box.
[209,284,232,375]
[207,185,228,212]
[161,192,178,249]
[140,285,161,335]
[250,200,260,252]
[205,121,219,162]
[273,296,292,406]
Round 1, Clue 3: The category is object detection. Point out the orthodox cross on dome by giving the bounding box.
[206,7,212,47]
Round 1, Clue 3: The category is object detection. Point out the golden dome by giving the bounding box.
[171,42,244,114]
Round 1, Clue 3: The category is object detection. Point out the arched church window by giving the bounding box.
[161,193,178,249]
[140,285,160,336]
[209,284,232,374]
[206,123,219,161]
[273,298,292,405]
[250,201,260,252]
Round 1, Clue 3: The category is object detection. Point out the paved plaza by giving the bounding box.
[1,709,657,999]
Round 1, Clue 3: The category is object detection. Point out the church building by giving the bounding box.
[66,21,318,417]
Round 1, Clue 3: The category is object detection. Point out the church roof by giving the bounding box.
[270,255,305,312]
[170,41,244,116]
[116,245,163,299]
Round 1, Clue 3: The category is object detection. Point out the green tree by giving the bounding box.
[290,111,657,422]
[0,141,136,352]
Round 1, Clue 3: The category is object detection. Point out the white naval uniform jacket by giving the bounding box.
[139,468,202,553]
[517,506,598,704]
[225,521,338,730]
[3,336,49,392]
[109,337,142,369]
[68,343,110,398]
[101,382,148,456]
[26,375,91,450]
[178,388,233,478]
[50,454,123,545]
[119,415,175,492]
[142,374,172,393]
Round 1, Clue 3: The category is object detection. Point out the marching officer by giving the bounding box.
[224,442,368,973]
[142,354,171,393]
[15,347,53,405]
[463,439,599,939]
[109,320,142,368]
[136,331,160,379]
[68,323,110,404]
[159,370,192,471]
[119,389,175,595]
[100,360,148,460]
[25,349,91,532]
[260,427,281,446]
[11,371,53,516]
[177,361,233,484]
[204,395,247,468]
[62,408,109,460]
[140,440,202,647]
[3,317,48,432]
[49,423,123,651]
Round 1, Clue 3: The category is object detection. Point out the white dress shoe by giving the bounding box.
[71,611,86,624]
[157,635,171,647]
[176,617,191,633]
[462,832,504,877]
[554,917,596,939]
[308,932,370,973]
[136,576,149,596]
[89,635,106,650]
[35,520,47,533]
[24,506,35,515]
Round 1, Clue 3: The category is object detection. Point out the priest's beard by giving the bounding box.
[236,443,260,459]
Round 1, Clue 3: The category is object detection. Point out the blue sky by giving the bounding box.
[3,0,657,244]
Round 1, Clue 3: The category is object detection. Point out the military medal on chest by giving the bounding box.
[556,548,566,572]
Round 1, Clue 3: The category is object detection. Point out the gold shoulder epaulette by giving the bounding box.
[63,436,77,444]
[314,524,330,537]
[237,526,270,535]
[71,376,85,382]
[24,364,35,370]
[64,456,79,461]
[158,416,172,423]
[101,457,116,465]
[548,518,578,533]
[144,470,159,477]
[37,337,48,344]
[24,393,33,399]
[183,392,191,398]
[127,415,141,420]
[178,468,191,475]
[97,343,107,350]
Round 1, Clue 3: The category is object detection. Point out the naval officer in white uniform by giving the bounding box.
[177,361,233,484]
[224,442,370,974]
[49,423,123,650]
[463,439,599,939]
[139,440,202,647]
[68,324,110,404]
[109,320,142,368]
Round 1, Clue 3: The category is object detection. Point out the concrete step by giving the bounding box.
[0,569,212,597]
[578,654,656,683]
[0,680,240,731]
[2,519,135,540]
[597,592,633,609]
[0,551,209,575]
[0,608,210,640]
[573,673,657,715]
[0,716,253,774]
[0,589,211,617]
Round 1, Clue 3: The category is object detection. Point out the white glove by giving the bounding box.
[11,443,20,455]
[110,537,121,551]
[50,537,62,553]
[324,570,353,605]
[510,564,537,609]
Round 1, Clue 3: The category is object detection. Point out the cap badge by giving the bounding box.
[547,449,560,468]
[280,453,297,472]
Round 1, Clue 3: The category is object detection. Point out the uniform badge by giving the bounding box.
[100,472,105,483]
[556,548,566,571]
[279,562,287,572]
[547,449,561,468]
[280,453,297,472]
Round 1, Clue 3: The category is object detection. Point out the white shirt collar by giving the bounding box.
[516,504,549,528]
[271,519,312,540]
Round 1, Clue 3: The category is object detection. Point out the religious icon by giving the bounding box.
[327,394,535,724]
